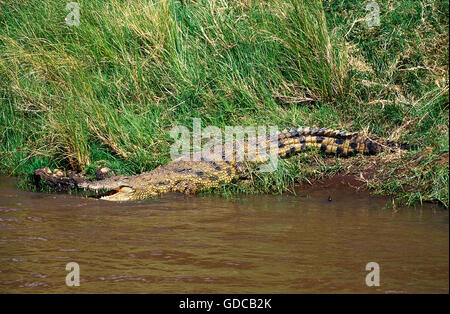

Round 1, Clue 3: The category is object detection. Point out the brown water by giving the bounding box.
[0,176,448,294]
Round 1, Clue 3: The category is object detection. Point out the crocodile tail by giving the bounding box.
[277,132,407,158]
[278,127,358,140]
[363,136,410,154]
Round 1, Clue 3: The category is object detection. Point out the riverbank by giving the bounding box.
[204,151,449,209]
[294,157,449,210]
[1,0,448,207]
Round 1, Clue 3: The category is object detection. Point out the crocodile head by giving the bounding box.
[78,176,155,201]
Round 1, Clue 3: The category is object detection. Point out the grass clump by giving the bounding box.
[0,0,448,207]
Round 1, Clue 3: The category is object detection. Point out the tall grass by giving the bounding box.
[0,0,348,171]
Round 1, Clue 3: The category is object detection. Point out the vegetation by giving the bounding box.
[0,0,448,207]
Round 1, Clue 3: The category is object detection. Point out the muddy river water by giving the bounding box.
[0,176,448,293]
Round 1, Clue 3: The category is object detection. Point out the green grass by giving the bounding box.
[0,0,448,208]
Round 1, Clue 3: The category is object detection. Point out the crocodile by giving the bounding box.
[33,127,406,201]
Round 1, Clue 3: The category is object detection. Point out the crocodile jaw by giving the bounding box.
[77,178,137,201]
[98,186,136,201]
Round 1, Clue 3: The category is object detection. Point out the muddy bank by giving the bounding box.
[296,173,370,193]
[293,172,388,207]
[292,153,448,209]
